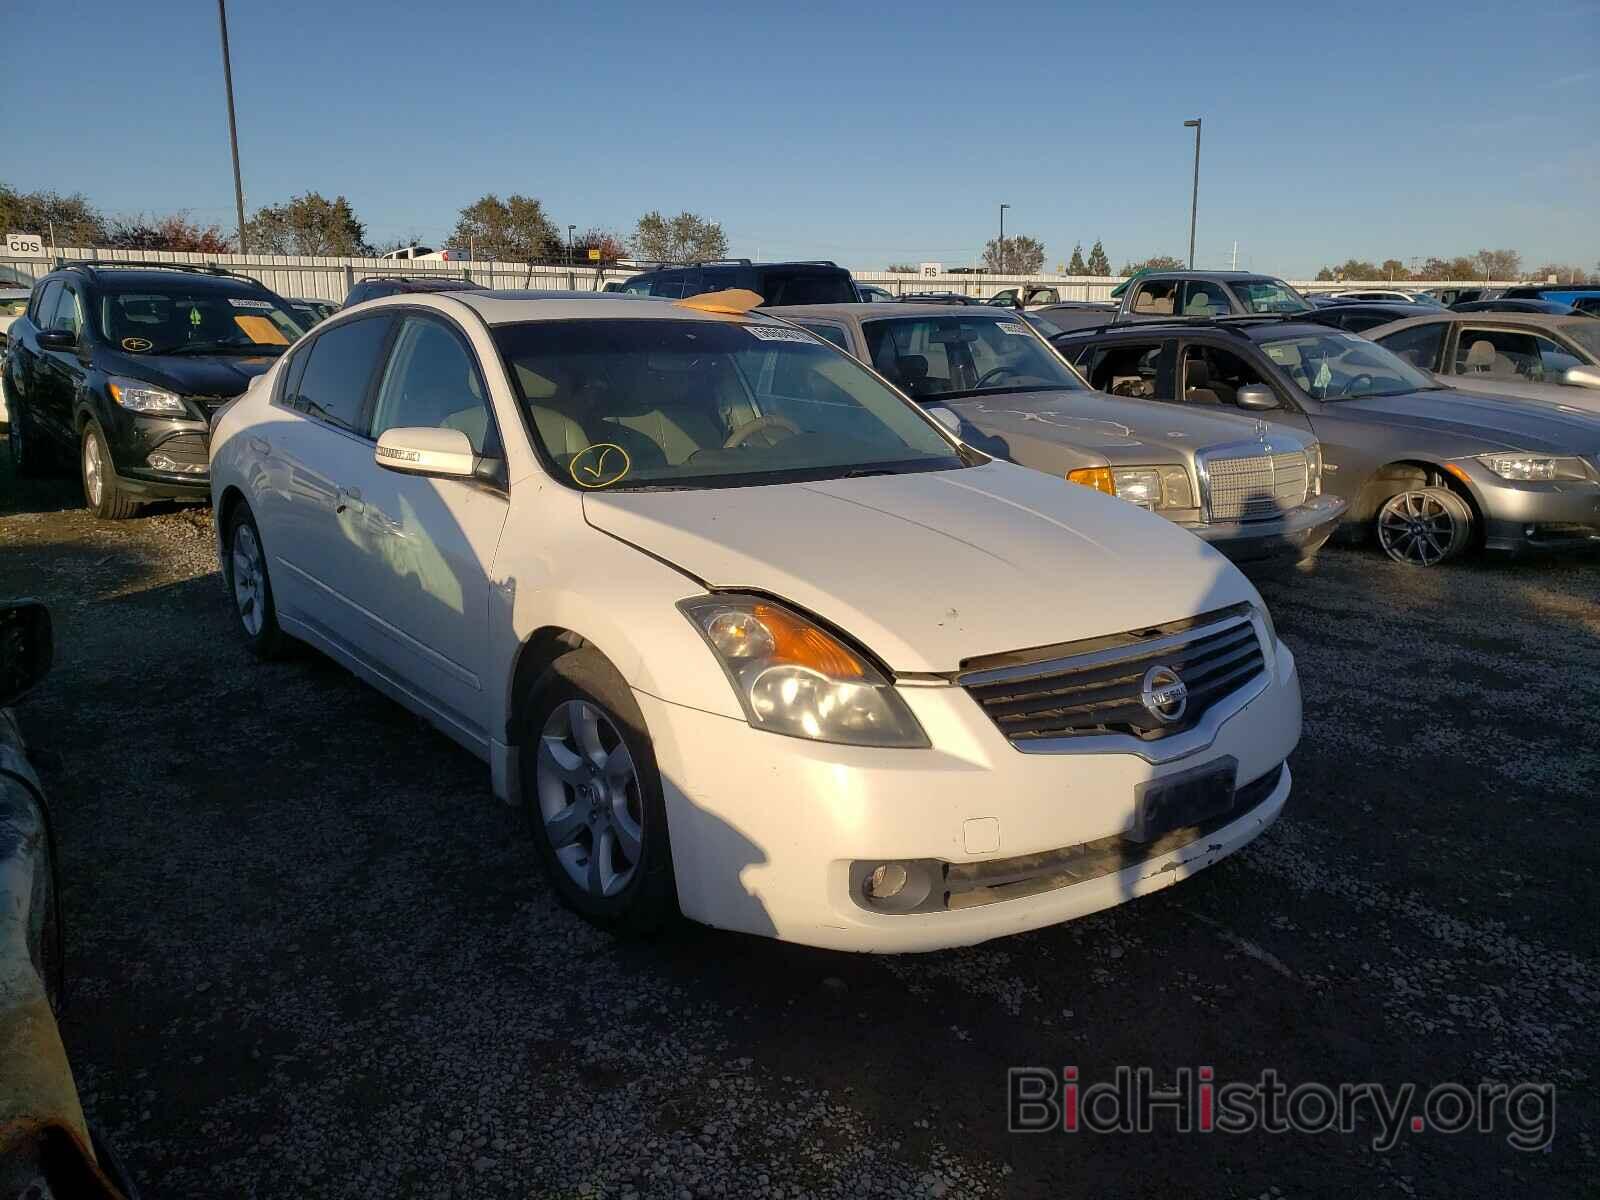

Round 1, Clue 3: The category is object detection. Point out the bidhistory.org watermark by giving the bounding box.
[1007,1067,1555,1152]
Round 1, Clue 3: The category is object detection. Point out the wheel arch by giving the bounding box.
[505,626,593,743]
[1352,457,1484,533]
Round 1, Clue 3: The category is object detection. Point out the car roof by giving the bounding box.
[765,303,1016,320]
[1137,271,1284,282]
[392,290,806,327]
[1369,311,1595,335]
[58,266,271,292]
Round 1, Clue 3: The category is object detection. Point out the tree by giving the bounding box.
[1066,243,1087,274]
[106,212,232,253]
[631,211,727,264]
[1380,259,1407,280]
[1315,267,1336,281]
[1085,239,1111,276]
[449,194,561,262]
[981,234,1045,274]
[572,228,628,265]
[0,183,107,246]
[1473,248,1521,282]
[1532,263,1591,284]
[246,193,369,256]
[1119,255,1185,275]
[884,263,916,273]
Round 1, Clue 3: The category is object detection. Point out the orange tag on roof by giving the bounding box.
[233,315,290,345]
[675,288,764,314]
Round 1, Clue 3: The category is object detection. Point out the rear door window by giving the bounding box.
[1375,323,1445,371]
[1084,340,1176,400]
[291,315,395,435]
[1180,280,1230,316]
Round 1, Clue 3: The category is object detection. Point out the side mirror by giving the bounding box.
[36,329,76,352]
[1236,384,1280,411]
[928,407,962,437]
[0,602,53,708]
[374,427,477,479]
[1563,365,1600,390]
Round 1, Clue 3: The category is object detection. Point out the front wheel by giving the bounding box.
[522,649,676,935]
[81,422,140,519]
[1375,486,1472,567]
[226,504,288,658]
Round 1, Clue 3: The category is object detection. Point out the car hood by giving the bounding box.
[95,349,278,397]
[1331,387,1600,453]
[939,389,1299,459]
[582,460,1256,672]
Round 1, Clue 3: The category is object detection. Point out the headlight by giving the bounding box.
[108,377,186,415]
[1475,454,1593,482]
[678,595,928,748]
[1068,465,1194,510]
[1305,443,1323,495]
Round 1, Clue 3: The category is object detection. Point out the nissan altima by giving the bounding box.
[209,289,1302,952]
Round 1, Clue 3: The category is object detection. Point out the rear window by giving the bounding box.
[759,271,858,306]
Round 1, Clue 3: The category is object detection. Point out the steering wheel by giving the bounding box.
[973,366,1023,388]
[1334,373,1375,398]
[723,415,802,449]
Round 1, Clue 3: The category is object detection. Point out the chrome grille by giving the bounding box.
[1203,450,1309,522]
[958,605,1266,746]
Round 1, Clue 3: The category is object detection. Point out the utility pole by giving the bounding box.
[998,203,1009,271]
[567,224,576,267]
[1183,118,1202,269]
[217,0,249,253]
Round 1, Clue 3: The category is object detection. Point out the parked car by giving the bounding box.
[1023,302,1117,339]
[1450,298,1578,316]
[2,262,306,517]
[210,290,1302,952]
[617,259,858,305]
[765,303,1345,567]
[1326,289,1442,306]
[342,274,487,307]
[378,244,471,262]
[1367,312,1600,411]
[0,600,139,1199]
[1302,302,1420,334]
[286,296,340,327]
[0,288,30,422]
[1499,283,1600,307]
[896,291,987,305]
[1422,286,1501,306]
[856,284,895,303]
[1052,316,1600,564]
[1044,271,1313,334]
[984,285,1063,310]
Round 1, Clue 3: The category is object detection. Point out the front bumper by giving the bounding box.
[1470,472,1600,554]
[1187,494,1347,566]
[636,640,1300,952]
[104,410,212,499]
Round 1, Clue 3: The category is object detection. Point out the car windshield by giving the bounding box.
[1260,331,1438,400]
[98,285,305,355]
[495,318,968,492]
[1231,279,1312,314]
[860,313,1085,401]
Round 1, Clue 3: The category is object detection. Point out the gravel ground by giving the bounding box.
[2,450,1597,1199]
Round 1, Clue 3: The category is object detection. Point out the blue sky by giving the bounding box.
[8,0,1598,276]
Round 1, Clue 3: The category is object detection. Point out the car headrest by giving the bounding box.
[1464,340,1495,371]
[1186,358,1210,388]
[895,354,929,381]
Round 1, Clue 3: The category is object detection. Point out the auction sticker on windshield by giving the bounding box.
[228,298,277,310]
[996,322,1031,336]
[744,325,815,343]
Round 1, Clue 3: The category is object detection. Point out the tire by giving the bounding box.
[521,648,677,935]
[1375,486,1473,567]
[7,395,51,478]
[224,503,288,658]
[80,422,140,519]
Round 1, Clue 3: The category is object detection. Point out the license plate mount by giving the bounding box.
[1129,757,1238,843]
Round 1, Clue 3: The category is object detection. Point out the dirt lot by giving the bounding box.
[2,450,1597,1199]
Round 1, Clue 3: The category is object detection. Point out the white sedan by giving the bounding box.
[209,289,1301,952]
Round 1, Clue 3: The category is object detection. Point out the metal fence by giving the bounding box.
[0,247,1507,305]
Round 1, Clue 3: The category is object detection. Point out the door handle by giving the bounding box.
[335,486,364,515]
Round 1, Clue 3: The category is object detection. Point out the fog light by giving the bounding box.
[865,863,908,899]
[146,453,206,475]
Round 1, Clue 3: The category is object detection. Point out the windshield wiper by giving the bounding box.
[161,339,281,356]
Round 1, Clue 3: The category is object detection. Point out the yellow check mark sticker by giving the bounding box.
[568,443,631,489]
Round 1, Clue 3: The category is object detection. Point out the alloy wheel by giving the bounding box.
[535,699,644,899]
[1377,490,1460,567]
[82,432,103,508]
[232,523,265,636]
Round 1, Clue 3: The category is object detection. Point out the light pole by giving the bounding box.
[1183,118,1202,269]
[217,0,248,253]
[567,225,575,267]
[998,203,1009,271]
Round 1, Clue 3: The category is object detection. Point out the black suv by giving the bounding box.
[617,259,859,305]
[3,261,306,518]
[341,273,488,308]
